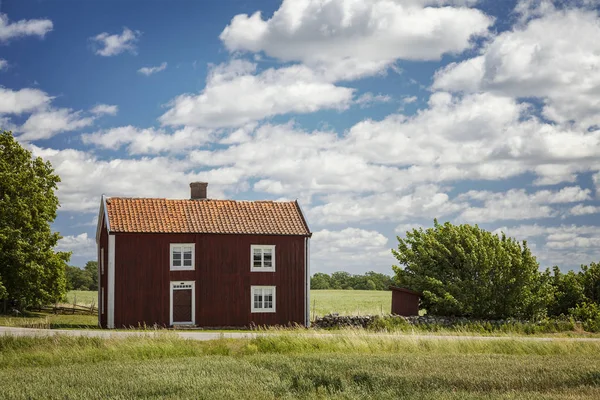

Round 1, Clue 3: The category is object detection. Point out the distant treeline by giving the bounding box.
[311,271,393,291]
[65,261,98,291]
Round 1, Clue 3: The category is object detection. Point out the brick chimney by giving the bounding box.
[190,182,208,200]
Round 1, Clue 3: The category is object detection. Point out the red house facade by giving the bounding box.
[95,182,311,329]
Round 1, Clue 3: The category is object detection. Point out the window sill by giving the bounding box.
[251,309,276,313]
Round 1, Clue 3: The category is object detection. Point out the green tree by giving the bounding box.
[330,271,354,289]
[65,265,94,291]
[392,220,552,319]
[84,261,98,291]
[311,273,331,290]
[580,262,600,303]
[547,266,585,316]
[0,131,70,309]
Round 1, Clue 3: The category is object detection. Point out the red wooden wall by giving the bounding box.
[390,287,420,316]
[108,233,306,328]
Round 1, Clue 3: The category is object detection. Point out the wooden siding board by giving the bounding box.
[112,233,305,328]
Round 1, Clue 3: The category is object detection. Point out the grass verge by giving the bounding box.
[1,333,600,399]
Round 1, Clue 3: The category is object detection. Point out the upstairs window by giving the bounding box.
[251,245,275,272]
[251,286,276,313]
[170,243,195,271]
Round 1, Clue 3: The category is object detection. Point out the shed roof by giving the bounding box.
[389,286,422,296]
[104,197,311,236]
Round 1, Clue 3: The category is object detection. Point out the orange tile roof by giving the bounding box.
[105,197,311,236]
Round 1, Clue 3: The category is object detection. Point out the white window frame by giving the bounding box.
[170,281,196,326]
[170,243,195,271]
[100,248,104,275]
[250,245,276,272]
[101,287,104,315]
[251,285,276,313]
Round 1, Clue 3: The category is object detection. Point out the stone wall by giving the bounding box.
[312,313,532,329]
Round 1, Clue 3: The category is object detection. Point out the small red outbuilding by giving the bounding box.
[390,286,421,316]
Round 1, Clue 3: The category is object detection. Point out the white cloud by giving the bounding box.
[403,96,418,104]
[311,228,393,274]
[220,0,493,79]
[90,104,118,116]
[355,93,392,108]
[91,27,141,57]
[56,233,96,258]
[458,186,591,223]
[0,13,53,42]
[81,125,213,155]
[570,204,600,216]
[0,59,7,71]
[433,8,600,129]
[492,223,600,268]
[0,87,51,115]
[29,146,225,213]
[19,108,95,141]
[138,62,167,76]
[160,60,354,128]
[309,185,464,225]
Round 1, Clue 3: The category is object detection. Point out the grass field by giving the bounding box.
[64,290,98,306]
[311,290,391,317]
[1,333,600,399]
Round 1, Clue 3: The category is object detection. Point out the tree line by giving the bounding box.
[394,220,600,328]
[65,261,98,291]
[311,271,393,291]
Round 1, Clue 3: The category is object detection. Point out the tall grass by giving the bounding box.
[1,334,600,399]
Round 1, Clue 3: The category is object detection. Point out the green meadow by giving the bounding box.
[1,333,600,399]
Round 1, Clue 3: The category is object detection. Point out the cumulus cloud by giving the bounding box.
[570,204,600,216]
[0,13,53,42]
[91,27,141,56]
[90,104,118,116]
[355,93,392,108]
[493,223,600,269]
[433,8,600,129]
[19,108,95,141]
[0,87,52,115]
[138,62,167,76]
[56,233,96,258]
[81,125,213,154]
[458,187,591,223]
[311,228,393,274]
[220,0,493,79]
[159,60,354,128]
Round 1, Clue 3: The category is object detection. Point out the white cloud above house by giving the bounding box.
[159,60,354,128]
[90,104,118,116]
[91,27,141,56]
[433,7,600,129]
[138,62,167,76]
[220,0,493,79]
[0,13,53,42]
[0,87,52,115]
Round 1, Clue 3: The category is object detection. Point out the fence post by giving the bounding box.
[73,294,77,315]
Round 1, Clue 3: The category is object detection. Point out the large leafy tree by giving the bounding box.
[392,220,553,319]
[0,131,70,309]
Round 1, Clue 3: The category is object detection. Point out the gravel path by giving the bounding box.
[2,326,600,342]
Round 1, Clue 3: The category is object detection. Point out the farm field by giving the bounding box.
[63,289,392,317]
[1,333,600,399]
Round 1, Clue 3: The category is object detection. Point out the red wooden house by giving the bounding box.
[95,182,311,329]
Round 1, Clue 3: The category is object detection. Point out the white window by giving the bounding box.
[101,287,104,315]
[170,243,195,271]
[251,286,276,313]
[251,245,275,272]
[101,249,104,275]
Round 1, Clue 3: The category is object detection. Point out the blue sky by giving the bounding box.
[2,0,600,274]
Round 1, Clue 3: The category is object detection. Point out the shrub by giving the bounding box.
[570,302,600,333]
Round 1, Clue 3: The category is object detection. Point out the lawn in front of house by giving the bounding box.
[1,333,600,399]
